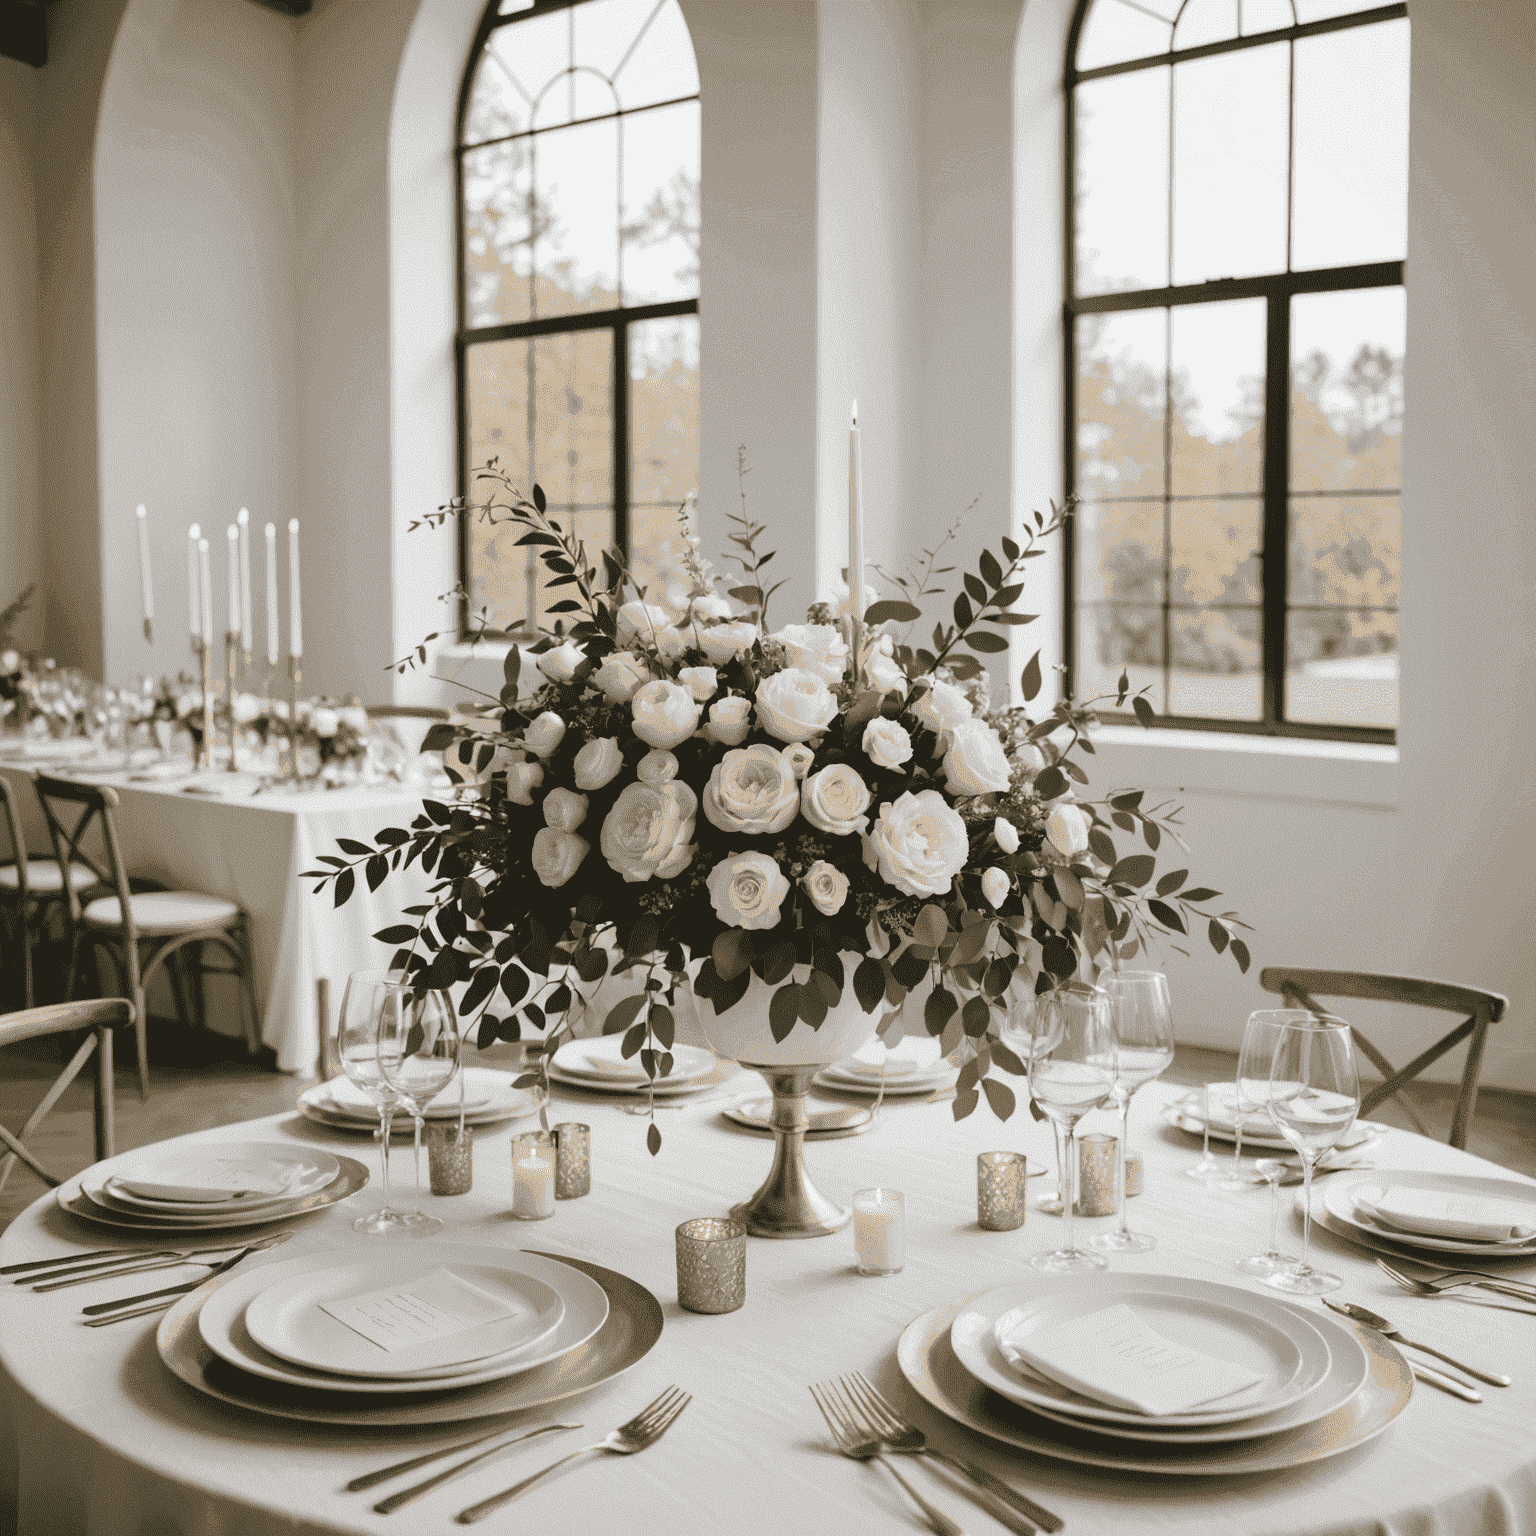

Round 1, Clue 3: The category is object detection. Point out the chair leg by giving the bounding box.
[235,925,261,1057]
[132,982,150,1101]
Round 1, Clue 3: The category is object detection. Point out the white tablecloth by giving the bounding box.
[1,764,430,1072]
[0,1079,1531,1535]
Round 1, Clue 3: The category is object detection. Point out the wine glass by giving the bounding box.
[1088,970,1174,1254]
[1263,1013,1359,1296]
[1233,1010,1309,1275]
[336,969,412,1236]
[1182,1083,1227,1182]
[377,984,461,1236]
[1022,983,1114,1273]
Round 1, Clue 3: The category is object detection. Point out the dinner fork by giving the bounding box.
[453,1387,690,1524]
[811,1379,966,1536]
[841,1371,1064,1533]
[31,1232,293,1292]
[1376,1258,1536,1304]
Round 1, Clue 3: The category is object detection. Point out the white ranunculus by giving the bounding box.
[637,749,678,786]
[594,651,651,703]
[754,668,838,744]
[523,711,567,758]
[1013,742,1046,775]
[981,866,1010,909]
[773,623,848,685]
[691,593,733,622]
[337,705,369,732]
[531,827,589,888]
[506,759,545,805]
[706,851,790,931]
[537,640,586,685]
[909,678,973,744]
[1046,802,1090,857]
[631,679,701,750]
[573,735,624,791]
[231,693,261,725]
[862,717,913,770]
[862,790,970,898]
[781,742,815,780]
[542,786,589,832]
[310,707,339,738]
[679,665,718,702]
[702,743,799,835]
[706,696,752,746]
[994,815,1020,854]
[801,763,872,837]
[697,620,759,666]
[614,600,673,648]
[865,649,907,696]
[803,860,850,916]
[943,718,1012,797]
[599,780,698,882]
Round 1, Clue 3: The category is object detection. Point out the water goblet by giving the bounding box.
[1262,1013,1359,1296]
[1233,1010,1309,1275]
[336,969,414,1236]
[1182,1083,1228,1182]
[376,982,461,1237]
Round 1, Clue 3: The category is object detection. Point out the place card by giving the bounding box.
[996,1304,1265,1417]
[319,1266,518,1353]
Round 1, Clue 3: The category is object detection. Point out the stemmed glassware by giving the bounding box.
[376,983,461,1237]
[1182,1084,1227,1182]
[1089,970,1174,1254]
[1233,1010,1308,1275]
[1262,1012,1360,1296]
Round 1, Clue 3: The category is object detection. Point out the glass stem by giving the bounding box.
[1297,1154,1315,1275]
[1200,1087,1213,1163]
[1267,1171,1283,1257]
[1056,1119,1076,1254]
[413,1115,424,1195]
[379,1102,392,1206]
[1116,1094,1132,1238]
[1231,1123,1245,1179]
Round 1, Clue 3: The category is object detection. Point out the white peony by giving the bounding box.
[594,651,651,703]
[702,743,799,835]
[656,625,688,661]
[754,668,838,744]
[862,717,913,770]
[773,623,848,685]
[614,600,673,648]
[523,711,567,758]
[697,620,759,666]
[1046,802,1090,857]
[636,749,679,785]
[994,816,1020,854]
[705,695,752,746]
[909,679,973,745]
[678,665,718,702]
[781,742,815,780]
[506,759,545,805]
[865,649,907,696]
[803,860,850,916]
[600,780,698,882]
[800,763,872,837]
[943,718,1012,797]
[542,787,589,832]
[691,592,734,622]
[536,640,585,686]
[630,679,701,750]
[862,790,970,898]
[981,866,1010,909]
[707,850,790,931]
[573,736,623,791]
[531,827,589,888]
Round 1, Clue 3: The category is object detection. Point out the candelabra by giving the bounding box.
[195,637,214,772]
[225,631,242,773]
[285,653,302,780]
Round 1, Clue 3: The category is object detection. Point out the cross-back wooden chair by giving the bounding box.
[33,775,259,1100]
[0,997,123,1194]
[1259,967,1508,1150]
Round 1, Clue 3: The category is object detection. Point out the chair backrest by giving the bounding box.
[32,776,136,938]
[1259,967,1507,1150]
[364,705,451,721]
[0,997,125,1190]
[0,773,29,904]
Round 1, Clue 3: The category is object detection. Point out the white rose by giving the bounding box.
[542,786,589,832]
[706,696,752,746]
[310,707,339,738]
[781,742,815,780]
[691,593,733,622]
[994,816,1020,854]
[698,620,759,666]
[1013,742,1046,775]
[573,736,623,791]
[523,711,567,758]
[865,650,907,696]
[981,866,1010,909]
[702,743,800,835]
[754,668,838,744]
[772,623,848,685]
[863,717,913,770]
[537,640,586,685]
[506,759,545,805]
[862,789,970,898]
[656,625,688,661]
[943,718,1012,797]
[803,860,849,917]
[679,665,718,702]
[594,651,651,703]
[706,851,790,931]
[443,737,496,785]
[631,679,701,750]
[531,827,589,888]
[637,749,679,785]
[337,705,369,732]
[600,780,698,882]
[231,693,261,725]
[1046,803,1090,857]
[614,600,673,648]
[910,678,973,745]
[801,763,872,837]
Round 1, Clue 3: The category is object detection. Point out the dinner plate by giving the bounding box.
[197,1246,607,1392]
[159,1250,661,1427]
[547,1059,739,1097]
[1320,1169,1536,1256]
[103,1142,340,1212]
[899,1294,1412,1475]
[551,1039,717,1087]
[949,1276,1322,1427]
[813,1067,958,1098]
[1302,1196,1536,1277]
[295,1074,542,1136]
[1165,1096,1380,1153]
[307,1066,510,1121]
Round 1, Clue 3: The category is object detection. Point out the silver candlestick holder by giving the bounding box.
[196,636,215,771]
[284,653,302,780]
[224,631,241,772]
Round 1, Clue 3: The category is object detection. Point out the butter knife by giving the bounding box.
[1410,1361,1482,1403]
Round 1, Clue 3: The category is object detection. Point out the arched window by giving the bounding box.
[457,0,700,636]
[1065,0,1407,740]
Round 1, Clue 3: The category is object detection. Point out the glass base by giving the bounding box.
[856,1263,904,1277]
[1089,1228,1158,1254]
[1184,1159,1226,1183]
[1261,1264,1341,1295]
[1236,1251,1296,1276]
[353,1206,443,1237]
[1036,1195,1063,1216]
[1031,1246,1109,1273]
[1218,1167,1268,1190]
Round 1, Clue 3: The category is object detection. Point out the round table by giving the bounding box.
[1,1079,1532,1534]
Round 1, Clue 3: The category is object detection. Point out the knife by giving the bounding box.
[80,1242,267,1316]
[1409,1361,1482,1403]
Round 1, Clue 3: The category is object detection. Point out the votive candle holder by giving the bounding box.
[1075,1132,1118,1217]
[511,1130,555,1220]
[426,1121,473,1196]
[853,1187,905,1276]
[977,1151,1028,1231]
[553,1122,590,1200]
[676,1217,746,1314]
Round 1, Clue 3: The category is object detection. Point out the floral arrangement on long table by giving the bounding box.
[307,467,1249,1149]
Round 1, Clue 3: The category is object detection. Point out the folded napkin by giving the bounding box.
[993,1304,1265,1418]
[578,1054,648,1079]
[838,1036,948,1079]
[115,1156,303,1203]
[1356,1186,1536,1243]
[322,1076,493,1116]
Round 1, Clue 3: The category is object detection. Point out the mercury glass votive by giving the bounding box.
[853,1188,905,1276]
[1075,1132,1118,1217]
[553,1122,590,1200]
[977,1151,1028,1231]
[1125,1148,1143,1197]
[511,1130,556,1220]
[426,1121,473,1195]
[676,1217,746,1314]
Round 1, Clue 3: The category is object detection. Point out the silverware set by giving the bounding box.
[1376,1256,1536,1305]
[1322,1298,1511,1402]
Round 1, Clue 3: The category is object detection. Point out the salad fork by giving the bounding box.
[1376,1258,1536,1304]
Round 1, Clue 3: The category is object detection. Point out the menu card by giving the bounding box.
[320,1266,518,1354]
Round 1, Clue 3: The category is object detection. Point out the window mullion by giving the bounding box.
[614,321,630,556]
[1261,292,1291,729]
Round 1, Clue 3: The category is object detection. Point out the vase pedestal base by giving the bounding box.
[730,1064,849,1239]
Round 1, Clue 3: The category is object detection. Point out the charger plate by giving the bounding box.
[551,1039,717,1087]
[157,1250,664,1428]
[1301,1195,1536,1277]
[547,1059,739,1098]
[722,1098,874,1139]
[898,1295,1411,1475]
[1321,1170,1536,1257]
[1164,1096,1379,1154]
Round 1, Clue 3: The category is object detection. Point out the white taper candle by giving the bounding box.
[848,401,865,621]
[198,538,213,647]
[287,519,303,658]
[237,508,252,654]
[264,523,279,667]
[226,525,241,638]
[187,524,201,641]
[135,505,154,640]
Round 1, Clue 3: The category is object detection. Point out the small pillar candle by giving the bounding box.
[511,1130,555,1220]
[853,1187,904,1276]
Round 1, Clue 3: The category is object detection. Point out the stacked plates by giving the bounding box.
[899,1273,1413,1475]
[548,1037,728,1096]
[1317,1169,1536,1260]
[1165,1087,1380,1154]
[297,1066,541,1136]
[815,1035,958,1098]
[56,1141,368,1232]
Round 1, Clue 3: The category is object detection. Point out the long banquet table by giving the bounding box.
[0,1078,1531,1535]
[0,762,430,1073]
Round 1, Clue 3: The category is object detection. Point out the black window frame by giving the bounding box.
[1062,0,1407,744]
[454,0,700,641]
